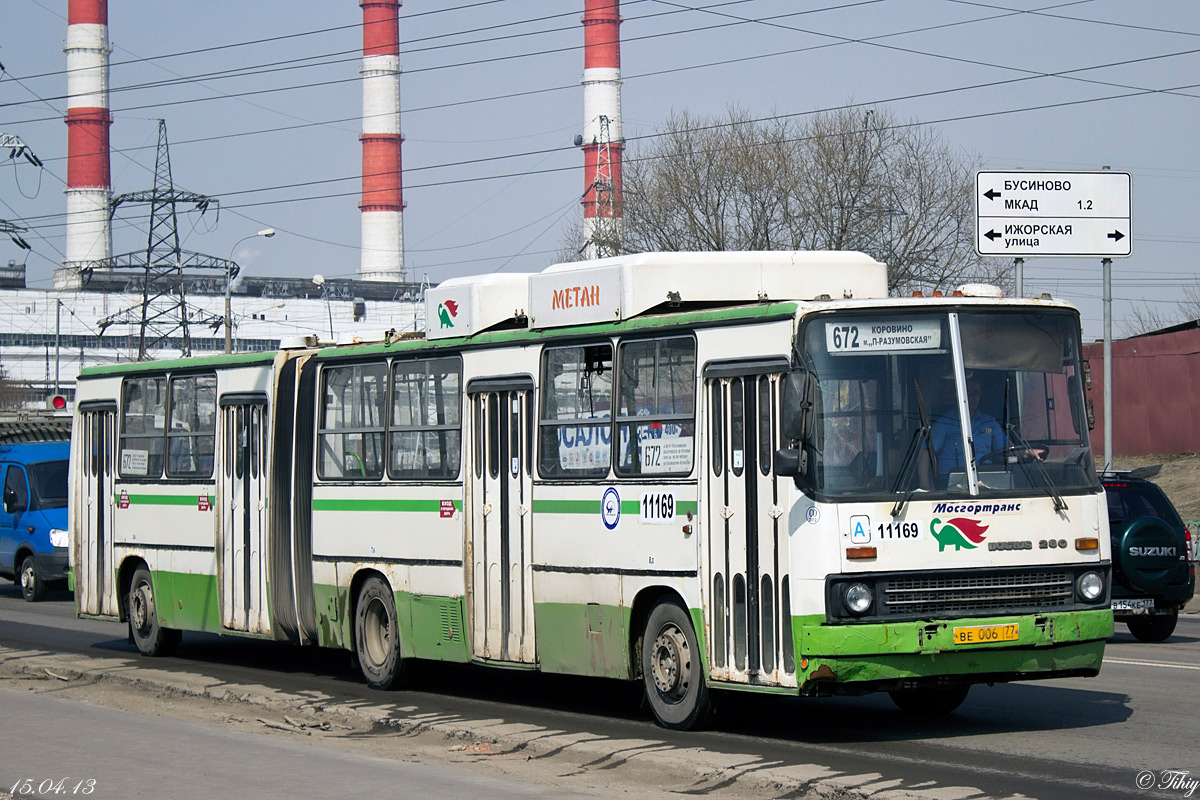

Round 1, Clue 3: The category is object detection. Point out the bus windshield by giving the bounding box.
[799,308,1097,501]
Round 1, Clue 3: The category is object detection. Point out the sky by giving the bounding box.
[2,0,1199,341]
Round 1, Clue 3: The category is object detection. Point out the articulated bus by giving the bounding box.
[69,251,1112,729]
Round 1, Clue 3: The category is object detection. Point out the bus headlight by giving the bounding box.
[1077,570,1104,602]
[49,528,69,548]
[843,582,873,615]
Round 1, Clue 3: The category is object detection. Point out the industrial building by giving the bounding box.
[0,259,424,407]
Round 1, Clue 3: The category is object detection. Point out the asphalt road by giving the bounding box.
[1,582,1197,800]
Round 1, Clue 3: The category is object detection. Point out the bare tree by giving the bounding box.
[607,106,1005,293]
[1122,284,1200,337]
[0,369,32,410]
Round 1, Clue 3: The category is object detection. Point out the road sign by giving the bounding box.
[975,170,1131,257]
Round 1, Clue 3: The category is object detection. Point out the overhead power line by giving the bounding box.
[6,0,521,84]
[0,0,867,119]
[14,73,1200,240]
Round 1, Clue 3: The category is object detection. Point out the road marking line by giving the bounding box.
[1104,657,1200,671]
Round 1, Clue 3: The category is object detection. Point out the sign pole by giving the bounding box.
[1014,257,1024,296]
[1103,257,1113,469]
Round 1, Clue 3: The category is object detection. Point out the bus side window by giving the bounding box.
[759,376,773,476]
[390,357,462,480]
[538,343,613,479]
[167,373,217,479]
[473,395,484,480]
[711,382,723,475]
[318,363,386,481]
[614,337,695,478]
[119,376,167,478]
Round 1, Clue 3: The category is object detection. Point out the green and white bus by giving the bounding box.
[70,251,1113,729]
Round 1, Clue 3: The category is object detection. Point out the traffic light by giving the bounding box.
[46,395,67,411]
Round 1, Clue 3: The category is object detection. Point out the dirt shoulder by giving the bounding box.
[0,647,956,800]
[1110,452,1200,521]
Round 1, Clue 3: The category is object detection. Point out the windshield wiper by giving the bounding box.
[891,383,934,517]
[1005,422,1067,512]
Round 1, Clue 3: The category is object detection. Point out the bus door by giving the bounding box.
[704,362,793,685]
[217,394,270,634]
[467,377,535,664]
[77,402,118,616]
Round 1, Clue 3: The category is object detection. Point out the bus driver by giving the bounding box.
[930,376,1005,482]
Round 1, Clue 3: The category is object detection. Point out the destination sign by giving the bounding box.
[825,319,942,355]
[975,170,1131,257]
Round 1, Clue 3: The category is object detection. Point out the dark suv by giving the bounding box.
[1102,468,1195,642]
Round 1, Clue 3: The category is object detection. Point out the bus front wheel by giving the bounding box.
[127,567,180,656]
[642,600,711,730]
[889,684,970,716]
[355,577,406,690]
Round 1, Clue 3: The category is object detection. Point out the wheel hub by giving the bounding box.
[363,598,391,667]
[651,624,690,699]
[131,585,152,631]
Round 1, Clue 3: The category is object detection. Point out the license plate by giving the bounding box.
[1112,598,1155,611]
[953,623,1020,645]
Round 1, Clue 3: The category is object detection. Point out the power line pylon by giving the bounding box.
[586,115,622,259]
[93,120,234,360]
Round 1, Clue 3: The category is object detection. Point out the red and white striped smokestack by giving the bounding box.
[359,0,405,282]
[580,0,623,259]
[61,0,112,285]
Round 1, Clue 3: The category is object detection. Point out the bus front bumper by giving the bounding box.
[794,608,1113,695]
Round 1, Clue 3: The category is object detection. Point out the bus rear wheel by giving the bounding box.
[355,576,406,690]
[127,567,180,656]
[889,684,970,716]
[642,600,711,730]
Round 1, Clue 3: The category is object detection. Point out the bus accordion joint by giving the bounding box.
[846,546,877,560]
[1075,537,1100,551]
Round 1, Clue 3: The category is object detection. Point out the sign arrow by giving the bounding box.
[984,229,1001,242]
[1107,230,1125,241]
[984,189,1001,201]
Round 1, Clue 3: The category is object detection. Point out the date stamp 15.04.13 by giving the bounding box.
[7,779,96,797]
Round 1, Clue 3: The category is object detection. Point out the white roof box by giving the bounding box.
[527,251,886,329]
[425,273,533,340]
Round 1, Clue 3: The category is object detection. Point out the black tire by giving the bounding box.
[127,567,180,656]
[642,600,711,730]
[18,555,44,602]
[889,684,971,716]
[355,576,406,690]
[1127,611,1178,643]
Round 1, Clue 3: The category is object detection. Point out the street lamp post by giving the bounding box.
[225,229,275,354]
[312,274,335,340]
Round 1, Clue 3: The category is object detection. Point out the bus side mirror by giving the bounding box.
[3,488,17,514]
[775,446,807,477]
[780,370,816,444]
[1082,359,1092,391]
[1086,397,1095,431]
